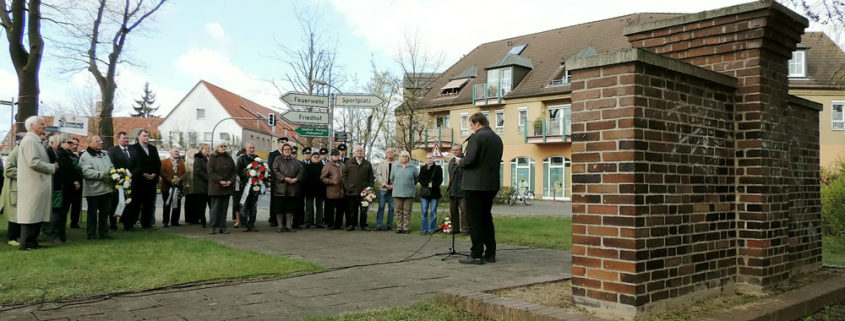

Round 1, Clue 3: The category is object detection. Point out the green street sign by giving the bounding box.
[295,126,329,137]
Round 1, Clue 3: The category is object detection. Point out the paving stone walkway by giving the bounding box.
[2,218,572,321]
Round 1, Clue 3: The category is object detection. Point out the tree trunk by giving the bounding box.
[15,70,38,134]
[99,84,115,148]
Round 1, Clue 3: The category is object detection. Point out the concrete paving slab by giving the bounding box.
[1,220,569,321]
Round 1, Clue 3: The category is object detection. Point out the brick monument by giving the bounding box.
[567,1,822,318]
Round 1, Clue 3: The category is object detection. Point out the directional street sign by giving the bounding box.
[335,94,384,108]
[281,92,329,108]
[295,126,329,137]
[282,110,329,125]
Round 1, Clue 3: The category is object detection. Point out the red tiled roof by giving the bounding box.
[198,80,297,137]
[1,116,164,152]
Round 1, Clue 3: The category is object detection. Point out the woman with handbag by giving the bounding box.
[418,153,443,235]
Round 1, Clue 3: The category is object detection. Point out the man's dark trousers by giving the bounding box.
[346,196,367,228]
[465,190,497,259]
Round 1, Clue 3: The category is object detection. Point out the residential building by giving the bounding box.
[788,32,845,167]
[158,80,297,156]
[0,116,163,153]
[410,14,845,200]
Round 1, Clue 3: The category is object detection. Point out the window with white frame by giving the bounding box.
[518,107,527,134]
[510,157,535,191]
[460,113,469,136]
[196,108,206,120]
[547,104,571,137]
[219,132,230,141]
[188,132,197,146]
[834,101,845,130]
[543,156,570,200]
[436,114,450,128]
[204,132,212,142]
[495,110,505,134]
[788,50,806,78]
[482,111,490,124]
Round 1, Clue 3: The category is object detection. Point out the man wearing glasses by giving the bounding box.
[66,137,84,229]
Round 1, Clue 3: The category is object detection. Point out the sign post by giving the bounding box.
[295,126,329,137]
[432,141,442,158]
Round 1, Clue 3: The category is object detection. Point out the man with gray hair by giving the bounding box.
[342,145,374,231]
[17,116,57,250]
[374,147,396,230]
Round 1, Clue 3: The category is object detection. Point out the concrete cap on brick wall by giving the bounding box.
[566,48,738,88]
[623,0,808,36]
[789,94,823,111]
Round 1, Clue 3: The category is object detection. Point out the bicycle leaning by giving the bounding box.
[507,184,535,206]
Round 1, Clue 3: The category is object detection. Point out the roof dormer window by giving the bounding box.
[788,49,806,78]
[438,78,470,98]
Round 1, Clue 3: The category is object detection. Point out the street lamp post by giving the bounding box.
[310,78,342,150]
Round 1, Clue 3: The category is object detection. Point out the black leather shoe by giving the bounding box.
[346,226,355,231]
[459,257,484,265]
[484,257,496,263]
[361,226,371,231]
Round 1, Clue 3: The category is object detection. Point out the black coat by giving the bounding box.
[207,151,236,196]
[191,152,209,195]
[107,144,133,170]
[448,158,464,198]
[50,147,75,192]
[418,163,443,199]
[303,161,325,198]
[236,153,259,190]
[268,149,282,187]
[460,126,503,191]
[128,143,161,188]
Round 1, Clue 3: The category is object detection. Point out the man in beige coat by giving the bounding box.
[18,116,57,251]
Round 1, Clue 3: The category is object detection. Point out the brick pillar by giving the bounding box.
[568,49,738,317]
[624,0,818,292]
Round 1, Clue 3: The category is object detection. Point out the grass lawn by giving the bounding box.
[0,213,324,305]
[823,236,845,266]
[302,301,484,321]
[365,207,573,250]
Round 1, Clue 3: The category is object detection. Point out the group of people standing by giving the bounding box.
[1,112,502,266]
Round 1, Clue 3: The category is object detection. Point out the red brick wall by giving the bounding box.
[570,60,738,310]
[625,3,820,291]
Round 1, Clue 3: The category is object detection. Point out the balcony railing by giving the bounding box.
[472,83,504,106]
[412,127,455,149]
[525,119,569,144]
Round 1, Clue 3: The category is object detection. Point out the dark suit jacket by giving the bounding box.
[129,143,161,188]
[460,126,503,191]
[107,144,133,170]
[448,158,464,198]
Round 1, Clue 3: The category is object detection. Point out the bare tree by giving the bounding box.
[394,30,444,153]
[57,0,166,147]
[0,0,43,134]
[271,3,344,149]
[784,0,844,26]
[336,59,400,160]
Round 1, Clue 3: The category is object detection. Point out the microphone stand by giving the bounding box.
[440,230,469,261]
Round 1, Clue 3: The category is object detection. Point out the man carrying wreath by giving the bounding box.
[237,142,265,232]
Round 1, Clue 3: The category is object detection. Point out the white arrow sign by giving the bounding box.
[281,92,329,108]
[282,110,329,125]
[335,94,384,108]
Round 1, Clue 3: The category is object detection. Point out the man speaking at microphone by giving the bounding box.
[456,112,503,265]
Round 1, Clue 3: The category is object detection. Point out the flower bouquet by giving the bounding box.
[110,168,132,204]
[439,217,452,234]
[360,186,377,207]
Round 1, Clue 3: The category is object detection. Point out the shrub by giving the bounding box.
[822,176,845,237]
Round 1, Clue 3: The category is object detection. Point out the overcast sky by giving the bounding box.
[0,0,837,137]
